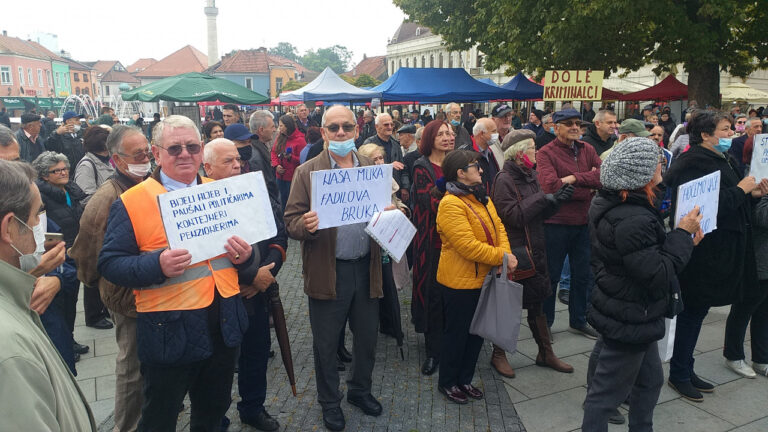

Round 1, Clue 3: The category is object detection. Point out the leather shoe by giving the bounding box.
[74,352,80,363]
[459,384,483,400]
[241,410,280,431]
[438,385,468,404]
[73,342,89,354]
[87,318,114,330]
[337,345,352,363]
[347,393,382,416]
[558,289,569,305]
[322,407,345,431]
[421,357,439,375]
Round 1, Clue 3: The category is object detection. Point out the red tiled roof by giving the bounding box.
[127,58,157,73]
[83,60,138,83]
[135,45,207,78]
[61,57,93,71]
[343,55,387,80]
[0,34,55,60]
[214,49,270,74]
[266,54,311,75]
[87,60,118,75]
[25,41,66,62]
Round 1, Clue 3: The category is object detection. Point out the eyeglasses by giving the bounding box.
[325,123,356,133]
[48,167,69,175]
[155,143,202,156]
[736,121,747,125]
[463,162,480,171]
[118,150,151,161]
[559,120,581,127]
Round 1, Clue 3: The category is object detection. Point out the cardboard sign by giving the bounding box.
[543,70,604,101]
[674,171,720,235]
[311,164,393,229]
[158,171,277,264]
[749,133,768,182]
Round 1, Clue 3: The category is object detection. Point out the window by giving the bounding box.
[75,87,80,95]
[422,56,425,68]
[38,69,43,87]
[276,77,283,93]
[439,54,443,68]
[245,77,252,90]
[55,72,60,88]
[105,85,110,96]
[82,87,89,95]
[18,67,24,86]
[414,57,417,68]
[430,55,434,67]
[83,73,88,82]
[406,58,409,67]
[74,73,80,82]
[448,53,453,68]
[0,66,11,85]
[46,70,51,87]
[28,68,33,87]
[476,54,483,68]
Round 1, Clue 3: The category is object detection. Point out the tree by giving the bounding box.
[280,80,306,93]
[394,0,768,108]
[269,42,301,63]
[301,45,353,73]
[353,74,381,88]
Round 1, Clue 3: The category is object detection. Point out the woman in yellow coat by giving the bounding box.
[435,149,516,404]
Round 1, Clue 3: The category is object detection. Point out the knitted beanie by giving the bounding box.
[600,137,660,190]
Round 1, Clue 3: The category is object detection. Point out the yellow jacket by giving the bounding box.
[436,192,511,289]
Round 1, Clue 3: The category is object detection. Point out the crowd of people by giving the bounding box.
[1,97,768,432]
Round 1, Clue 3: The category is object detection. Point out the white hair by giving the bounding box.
[153,115,201,146]
[375,113,392,126]
[249,110,274,132]
[203,138,236,164]
[594,110,616,123]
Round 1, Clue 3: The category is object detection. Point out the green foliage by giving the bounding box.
[280,80,307,93]
[353,74,381,87]
[301,45,353,73]
[269,42,301,63]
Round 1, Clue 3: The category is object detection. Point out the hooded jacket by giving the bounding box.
[581,123,617,156]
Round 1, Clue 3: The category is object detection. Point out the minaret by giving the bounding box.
[204,0,219,67]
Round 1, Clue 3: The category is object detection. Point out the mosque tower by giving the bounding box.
[204,0,219,66]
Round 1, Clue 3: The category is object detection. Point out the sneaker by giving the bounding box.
[690,373,714,393]
[568,323,598,340]
[608,409,625,425]
[668,380,703,402]
[726,359,757,378]
[753,362,768,377]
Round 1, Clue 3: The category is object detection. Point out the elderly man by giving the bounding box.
[356,110,376,146]
[0,125,21,161]
[649,125,665,147]
[536,108,601,340]
[491,103,514,140]
[69,125,151,432]
[535,113,557,150]
[296,103,318,135]
[98,115,255,431]
[203,138,286,431]
[17,113,46,162]
[46,111,85,169]
[445,102,473,150]
[222,103,242,127]
[285,105,386,431]
[249,111,282,208]
[408,109,424,126]
[730,116,763,176]
[581,110,618,156]
[472,117,503,191]
[363,113,411,202]
[398,124,417,155]
[582,101,596,123]
[0,160,95,431]
[600,119,651,160]
[524,109,545,137]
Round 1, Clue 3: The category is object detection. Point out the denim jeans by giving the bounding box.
[237,292,271,417]
[277,179,291,213]
[559,256,571,292]
[669,303,710,383]
[543,224,592,328]
[40,291,76,374]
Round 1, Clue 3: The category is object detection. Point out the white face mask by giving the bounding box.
[10,215,43,272]
[490,133,499,142]
[126,162,151,177]
[73,124,81,133]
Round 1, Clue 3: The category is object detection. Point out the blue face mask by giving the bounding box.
[549,126,555,134]
[450,119,461,127]
[328,138,356,157]
[714,137,732,153]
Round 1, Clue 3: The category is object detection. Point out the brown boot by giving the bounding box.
[529,315,574,373]
[490,344,516,378]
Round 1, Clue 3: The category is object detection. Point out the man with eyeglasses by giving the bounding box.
[537,108,602,340]
[363,113,411,202]
[99,115,255,431]
[445,102,473,150]
[731,116,763,176]
[69,125,151,432]
[285,105,389,431]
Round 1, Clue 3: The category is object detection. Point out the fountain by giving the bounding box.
[61,94,100,119]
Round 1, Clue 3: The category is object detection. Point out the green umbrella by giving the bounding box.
[121,72,269,104]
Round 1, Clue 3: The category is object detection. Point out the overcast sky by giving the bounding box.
[2,0,407,68]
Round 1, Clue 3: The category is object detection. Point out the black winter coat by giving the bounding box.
[664,144,760,307]
[491,161,556,307]
[588,190,694,348]
[46,130,85,171]
[581,123,616,157]
[36,179,86,247]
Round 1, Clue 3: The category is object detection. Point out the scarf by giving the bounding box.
[446,181,488,204]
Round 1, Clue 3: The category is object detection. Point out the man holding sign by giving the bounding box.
[285,105,388,431]
[98,116,255,431]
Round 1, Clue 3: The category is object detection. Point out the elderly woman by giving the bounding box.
[490,129,575,378]
[74,126,115,204]
[435,149,514,404]
[411,120,455,376]
[583,137,702,430]
[664,110,768,400]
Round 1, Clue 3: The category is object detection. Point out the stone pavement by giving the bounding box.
[75,239,768,431]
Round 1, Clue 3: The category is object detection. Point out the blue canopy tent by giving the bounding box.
[500,72,544,100]
[371,68,518,102]
[279,67,381,102]
[476,77,499,87]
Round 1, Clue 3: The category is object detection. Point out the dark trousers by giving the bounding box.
[40,291,76,374]
[582,337,663,432]
[308,257,379,409]
[277,179,290,213]
[83,284,109,326]
[543,224,592,328]
[425,252,443,360]
[237,292,271,417]
[438,285,483,389]
[137,332,237,432]
[724,280,768,364]
[669,303,710,383]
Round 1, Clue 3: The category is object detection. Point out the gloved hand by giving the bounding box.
[554,183,575,202]
[544,194,558,207]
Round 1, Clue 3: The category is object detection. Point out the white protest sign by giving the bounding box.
[749,133,768,182]
[158,171,277,264]
[365,210,417,263]
[674,171,720,235]
[311,164,393,229]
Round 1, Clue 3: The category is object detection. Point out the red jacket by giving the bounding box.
[536,138,602,225]
[271,129,306,181]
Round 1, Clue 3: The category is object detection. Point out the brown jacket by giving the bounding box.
[70,173,138,317]
[284,149,383,300]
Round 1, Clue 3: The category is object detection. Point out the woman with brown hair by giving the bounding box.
[271,114,305,212]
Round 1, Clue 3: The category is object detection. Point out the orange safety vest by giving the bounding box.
[121,177,240,313]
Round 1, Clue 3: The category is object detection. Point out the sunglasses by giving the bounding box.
[559,120,581,127]
[155,143,202,156]
[325,123,356,133]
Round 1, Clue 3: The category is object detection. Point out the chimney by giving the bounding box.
[204,0,219,67]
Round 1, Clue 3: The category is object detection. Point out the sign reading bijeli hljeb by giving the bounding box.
[674,170,720,235]
[749,133,768,182]
[543,70,604,101]
[157,171,277,265]
[311,163,393,229]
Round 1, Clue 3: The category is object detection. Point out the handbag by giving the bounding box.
[469,253,524,353]
[507,180,537,281]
